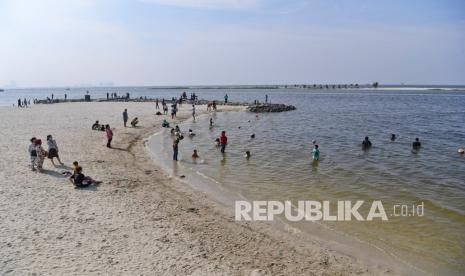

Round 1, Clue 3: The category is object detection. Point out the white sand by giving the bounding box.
[0,102,397,275]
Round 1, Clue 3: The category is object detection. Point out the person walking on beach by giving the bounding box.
[224,94,228,104]
[46,135,64,166]
[362,136,372,150]
[412,138,421,150]
[192,104,196,122]
[171,103,177,119]
[210,118,213,127]
[29,137,37,171]
[219,131,228,153]
[312,144,320,161]
[17,98,22,108]
[123,109,128,127]
[105,124,113,148]
[155,98,159,109]
[34,139,47,172]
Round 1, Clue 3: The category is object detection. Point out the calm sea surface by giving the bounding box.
[2,87,465,274]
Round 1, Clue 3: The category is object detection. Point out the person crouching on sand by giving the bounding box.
[28,137,37,171]
[34,139,47,172]
[105,124,113,148]
[219,131,227,153]
[46,135,64,166]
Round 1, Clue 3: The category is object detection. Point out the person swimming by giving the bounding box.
[458,148,464,154]
[250,134,255,139]
[391,134,396,141]
[312,145,320,161]
[245,151,251,159]
[192,149,199,159]
[362,136,372,150]
[412,138,421,150]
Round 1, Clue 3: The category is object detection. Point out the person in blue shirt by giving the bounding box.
[312,145,320,161]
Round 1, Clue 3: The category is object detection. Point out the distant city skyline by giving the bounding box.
[1,0,464,88]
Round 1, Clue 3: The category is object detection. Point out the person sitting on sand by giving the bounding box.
[92,121,101,130]
[70,166,101,188]
[47,135,64,166]
[162,119,170,128]
[34,139,48,172]
[28,137,37,171]
[312,145,320,161]
[362,136,372,150]
[192,149,199,159]
[188,129,195,137]
[130,117,139,127]
[412,138,421,150]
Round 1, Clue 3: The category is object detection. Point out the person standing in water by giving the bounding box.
[123,109,128,127]
[219,131,228,153]
[105,124,113,148]
[391,134,396,142]
[224,94,228,104]
[312,145,320,161]
[173,136,181,161]
[192,104,196,122]
[362,136,372,150]
[412,138,421,150]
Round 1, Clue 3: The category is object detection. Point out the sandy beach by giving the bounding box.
[0,101,400,275]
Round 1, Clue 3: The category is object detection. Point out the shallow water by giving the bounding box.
[148,89,465,275]
[4,86,465,274]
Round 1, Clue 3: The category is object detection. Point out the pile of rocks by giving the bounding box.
[247,104,296,113]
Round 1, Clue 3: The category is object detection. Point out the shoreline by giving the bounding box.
[145,108,427,276]
[0,101,408,275]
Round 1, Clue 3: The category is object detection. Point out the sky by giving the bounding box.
[0,0,464,87]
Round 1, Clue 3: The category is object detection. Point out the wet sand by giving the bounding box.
[0,102,397,275]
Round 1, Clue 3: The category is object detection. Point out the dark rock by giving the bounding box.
[247,104,296,113]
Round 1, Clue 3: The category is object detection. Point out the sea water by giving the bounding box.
[147,88,465,275]
[3,86,465,274]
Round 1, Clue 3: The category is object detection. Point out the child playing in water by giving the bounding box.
[312,145,320,161]
[192,149,199,159]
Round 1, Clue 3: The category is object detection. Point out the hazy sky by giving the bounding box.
[0,0,464,87]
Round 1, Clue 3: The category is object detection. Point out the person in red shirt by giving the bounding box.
[105,124,113,148]
[219,131,227,153]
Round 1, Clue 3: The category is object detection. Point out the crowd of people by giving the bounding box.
[26,92,464,191]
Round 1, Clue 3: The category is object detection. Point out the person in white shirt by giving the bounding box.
[46,135,64,166]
